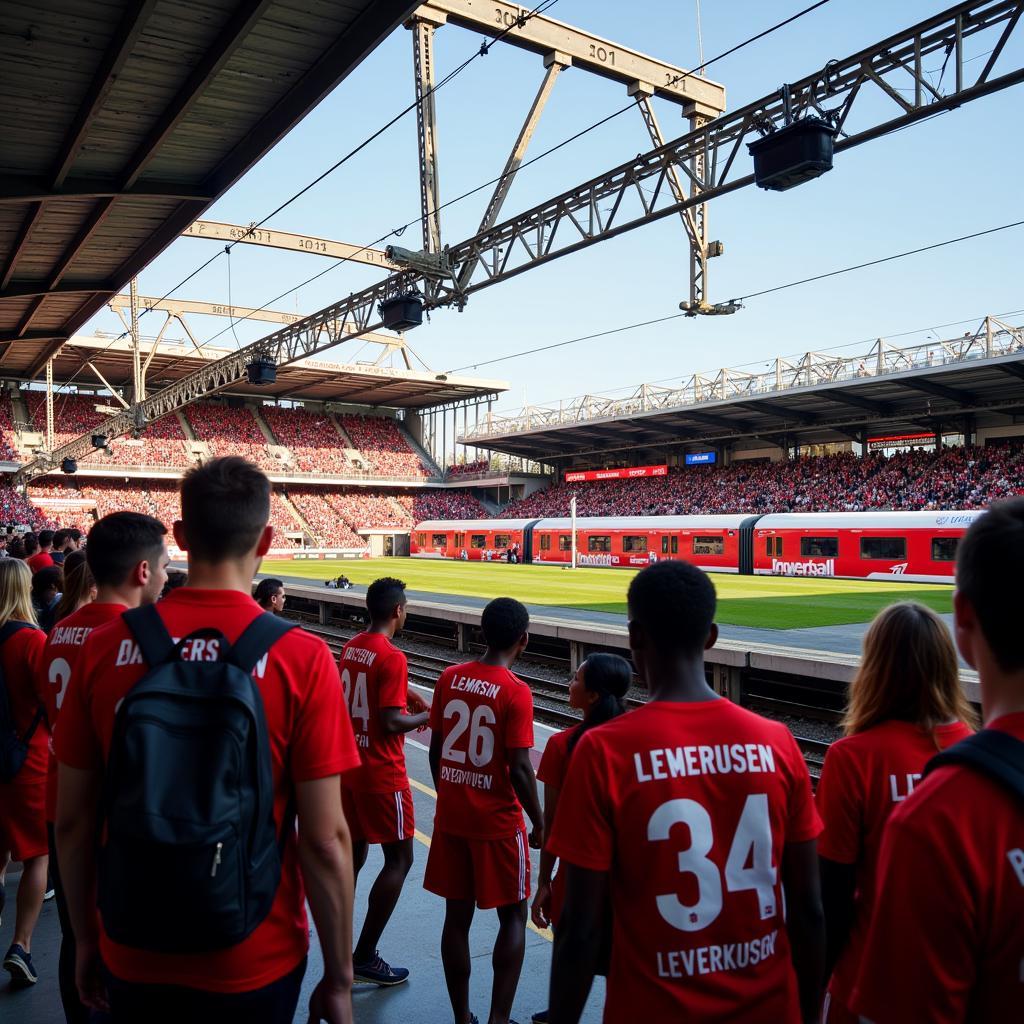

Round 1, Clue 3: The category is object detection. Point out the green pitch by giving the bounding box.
[260,557,953,630]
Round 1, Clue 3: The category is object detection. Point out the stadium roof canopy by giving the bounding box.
[460,323,1024,462]
[0,0,417,379]
[36,334,506,409]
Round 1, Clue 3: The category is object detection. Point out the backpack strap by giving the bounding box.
[122,604,177,667]
[228,613,298,675]
[925,729,1024,803]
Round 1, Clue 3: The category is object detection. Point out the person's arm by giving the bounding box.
[56,763,107,1012]
[379,707,429,734]
[820,856,857,977]
[507,746,543,848]
[429,730,442,787]
[549,864,609,1024]
[782,838,826,1024]
[296,775,354,1024]
[531,781,560,929]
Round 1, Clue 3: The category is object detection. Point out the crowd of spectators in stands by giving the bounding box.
[96,413,191,469]
[261,405,354,475]
[184,402,280,471]
[26,393,107,449]
[338,414,430,478]
[399,490,488,520]
[287,489,368,549]
[0,393,20,460]
[504,447,1024,518]
[445,458,491,478]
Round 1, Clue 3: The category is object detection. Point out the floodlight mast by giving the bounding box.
[17,0,1024,483]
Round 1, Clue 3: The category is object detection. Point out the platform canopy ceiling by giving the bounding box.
[0,0,417,378]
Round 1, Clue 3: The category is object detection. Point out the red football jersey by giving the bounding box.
[537,724,577,925]
[816,719,972,1019]
[429,660,534,839]
[55,588,360,994]
[852,712,1024,1023]
[2,626,47,780]
[339,631,409,793]
[40,602,127,821]
[549,699,822,1023]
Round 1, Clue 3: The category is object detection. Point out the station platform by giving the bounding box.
[0,706,604,1023]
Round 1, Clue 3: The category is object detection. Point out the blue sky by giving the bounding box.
[85,0,1024,413]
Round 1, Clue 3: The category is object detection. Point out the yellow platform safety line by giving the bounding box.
[407,775,553,942]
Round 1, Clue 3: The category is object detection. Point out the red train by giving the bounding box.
[410,511,984,582]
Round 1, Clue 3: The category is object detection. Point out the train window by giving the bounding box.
[775,537,782,557]
[692,535,724,556]
[622,535,647,553]
[494,534,510,549]
[540,534,551,551]
[860,536,906,560]
[559,535,572,551]
[588,536,611,553]
[417,533,426,546]
[932,537,959,562]
[671,536,678,555]
[662,536,669,554]
[432,534,448,548]
[800,536,838,557]
[470,535,486,548]
[766,537,772,557]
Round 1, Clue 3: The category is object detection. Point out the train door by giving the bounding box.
[738,515,763,575]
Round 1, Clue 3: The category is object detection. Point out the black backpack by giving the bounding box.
[98,604,297,953]
[925,728,1024,802]
[0,621,44,783]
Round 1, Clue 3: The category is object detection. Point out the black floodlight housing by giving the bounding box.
[246,357,277,385]
[379,294,424,332]
[749,116,837,192]
[91,433,107,450]
[61,457,78,475]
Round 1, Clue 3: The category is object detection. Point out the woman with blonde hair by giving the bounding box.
[816,601,976,1023]
[0,558,49,986]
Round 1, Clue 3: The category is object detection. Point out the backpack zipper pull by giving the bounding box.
[211,842,223,877]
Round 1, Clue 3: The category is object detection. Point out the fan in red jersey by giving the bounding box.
[425,596,544,1024]
[339,576,430,988]
[530,652,632,1024]
[55,458,360,1024]
[39,512,169,1023]
[548,561,825,1024]
[853,499,1024,1024]
[816,602,976,1024]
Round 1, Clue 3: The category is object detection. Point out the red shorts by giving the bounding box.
[342,787,414,845]
[424,827,531,910]
[0,776,48,862]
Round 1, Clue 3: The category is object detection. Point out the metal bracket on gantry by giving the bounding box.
[412,0,727,311]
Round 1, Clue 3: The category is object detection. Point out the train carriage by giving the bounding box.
[752,510,984,582]
[530,515,753,572]
[411,510,985,582]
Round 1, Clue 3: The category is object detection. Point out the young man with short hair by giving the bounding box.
[339,576,430,985]
[426,596,543,1024]
[253,577,286,614]
[39,511,169,1024]
[50,530,69,565]
[852,498,1024,1022]
[24,532,53,573]
[55,457,361,1024]
[549,561,825,1024]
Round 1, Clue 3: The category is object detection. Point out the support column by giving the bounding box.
[411,14,445,254]
[709,663,743,702]
[963,414,976,448]
[130,276,144,402]
[45,357,54,453]
[455,621,467,653]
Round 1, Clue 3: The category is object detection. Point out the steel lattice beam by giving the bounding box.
[18,0,1024,481]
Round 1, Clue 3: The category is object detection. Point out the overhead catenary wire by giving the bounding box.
[448,217,1024,373]
[142,0,838,361]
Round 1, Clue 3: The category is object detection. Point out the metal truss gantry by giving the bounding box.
[18,0,1024,482]
[408,0,726,308]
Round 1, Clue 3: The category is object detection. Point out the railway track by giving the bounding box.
[304,622,831,778]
